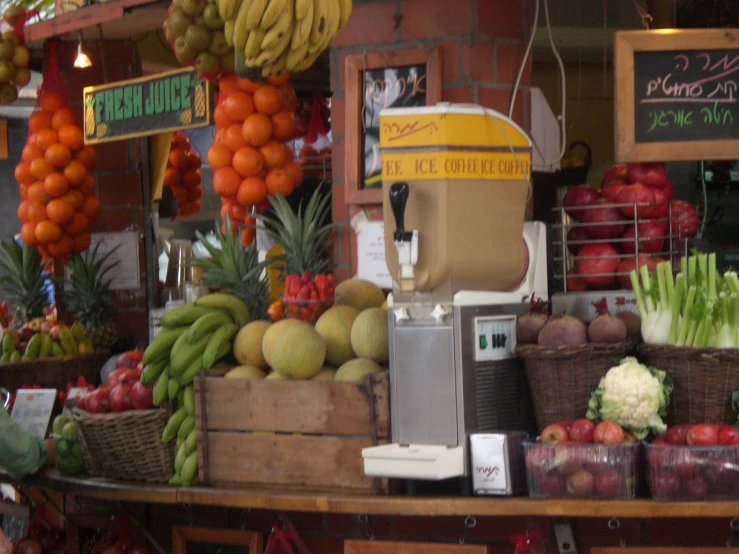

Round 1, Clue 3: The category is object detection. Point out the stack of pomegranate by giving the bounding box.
[562,162,699,292]
[206,73,303,247]
[163,132,202,218]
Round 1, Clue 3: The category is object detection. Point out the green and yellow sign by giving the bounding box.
[82,68,213,145]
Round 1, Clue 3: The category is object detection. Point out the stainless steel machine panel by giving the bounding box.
[391,322,457,446]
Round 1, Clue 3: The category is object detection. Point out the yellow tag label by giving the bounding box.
[381,151,531,181]
[379,113,530,149]
[265,244,285,304]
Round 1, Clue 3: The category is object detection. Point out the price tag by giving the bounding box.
[66,387,88,400]
[10,389,56,439]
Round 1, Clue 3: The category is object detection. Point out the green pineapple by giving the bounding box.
[61,243,118,351]
[258,186,336,276]
[195,216,269,321]
[0,238,49,328]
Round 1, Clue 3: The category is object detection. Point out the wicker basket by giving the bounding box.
[516,342,631,431]
[0,352,110,391]
[67,403,174,483]
[639,344,739,424]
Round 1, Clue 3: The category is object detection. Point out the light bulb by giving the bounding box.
[74,41,91,68]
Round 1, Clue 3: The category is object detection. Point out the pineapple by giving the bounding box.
[195,216,269,321]
[0,239,49,329]
[61,243,118,351]
[194,84,206,118]
[84,95,95,136]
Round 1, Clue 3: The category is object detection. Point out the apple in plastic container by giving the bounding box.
[686,423,720,446]
[538,473,566,496]
[566,469,595,497]
[593,421,625,444]
[525,445,554,477]
[685,474,710,499]
[650,470,681,498]
[541,423,569,444]
[718,425,739,445]
[666,423,691,445]
[569,419,595,443]
[595,468,624,498]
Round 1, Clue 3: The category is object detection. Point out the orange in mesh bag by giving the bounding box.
[164,132,202,218]
[15,40,100,259]
[207,73,302,247]
[0,6,36,105]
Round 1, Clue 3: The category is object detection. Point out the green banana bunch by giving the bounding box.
[187,310,234,343]
[195,294,249,328]
[143,325,189,364]
[202,323,239,369]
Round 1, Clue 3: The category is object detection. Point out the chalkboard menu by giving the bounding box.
[615,29,738,162]
[361,64,427,190]
[634,49,738,143]
[83,68,213,145]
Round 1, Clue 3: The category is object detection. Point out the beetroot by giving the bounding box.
[566,226,590,255]
[601,181,626,202]
[582,199,627,240]
[575,243,620,289]
[538,313,587,347]
[622,222,666,254]
[566,269,588,292]
[562,186,599,221]
[516,294,549,344]
[587,298,627,344]
[616,184,656,219]
[626,162,668,189]
[617,255,657,289]
[615,311,642,340]
[601,164,628,187]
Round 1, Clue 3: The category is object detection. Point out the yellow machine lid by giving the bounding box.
[379,103,532,150]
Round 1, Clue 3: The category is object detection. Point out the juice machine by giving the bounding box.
[362,104,547,482]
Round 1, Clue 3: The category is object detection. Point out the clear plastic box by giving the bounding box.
[646,443,739,501]
[523,441,640,499]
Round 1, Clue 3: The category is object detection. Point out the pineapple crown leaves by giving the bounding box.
[60,242,119,322]
[255,186,338,275]
[0,237,47,320]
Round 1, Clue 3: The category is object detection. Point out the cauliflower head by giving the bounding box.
[586,356,673,439]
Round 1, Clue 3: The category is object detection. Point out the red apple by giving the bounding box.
[569,419,595,443]
[525,446,554,477]
[673,449,701,477]
[616,184,656,219]
[566,468,595,497]
[562,186,600,221]
[541,423,569,444]
[622,431,638,443]
[593,421,625,444]
[647,443,668,469]
[538,473,566,496]
[670,201,699,240]
[704,455,737,489]
[687,423,719,446]
[622,222,666,255]
[553,446,585,474]
[601,164,628,187]
[595,468,624,498]
[685,474,709,499]
[601,181,627,202]
[650,470,681,498]
[626,162,668,189]
[717,425,739,445]
[666,424,691,445]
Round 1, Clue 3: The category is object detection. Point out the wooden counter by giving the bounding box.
[4,471,739,518]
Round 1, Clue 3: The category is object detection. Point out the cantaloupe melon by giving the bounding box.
[265,371,287,380]
[261,318,305,367]
[334,358,382,383]
[335,278,385,311]
[224,365,267,379]
[270,325,326,379]
[312,366,336,381]
[350,307,389,363]
[315,305,360,367]
[233,320,271,368]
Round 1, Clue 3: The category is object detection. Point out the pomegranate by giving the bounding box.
[601,164,628,187]
[566,269,588,292]
[131,381,154,410]
[566,226,590,255]
[616,184,656,219]
[582,199,627,240]
[562,185,599,221]
[109,383,133,413]
[648,187,670,220]
[622,222,666,254]
[575,243,620,289]
[617,255,657,289]
[600,181,627,202]
[670,200,699,239]
[626,162,668,189]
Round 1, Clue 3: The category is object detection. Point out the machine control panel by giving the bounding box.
[473,314,517,361]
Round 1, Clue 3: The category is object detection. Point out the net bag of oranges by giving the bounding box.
[206,73,303,247]
[0,6,35,105]
[164,132,202,218]
[15,41,100,259]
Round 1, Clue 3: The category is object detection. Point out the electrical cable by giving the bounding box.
[699,160,708,239]
[509,0,538,121]
[541,0,567,161]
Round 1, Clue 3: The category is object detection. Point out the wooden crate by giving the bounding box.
[0,352,110,391]
[194,370,390,494]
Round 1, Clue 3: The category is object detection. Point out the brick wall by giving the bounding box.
[56,40,150,343]
[328,0,532,281]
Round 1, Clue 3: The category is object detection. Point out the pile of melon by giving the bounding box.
[227,278,389,382]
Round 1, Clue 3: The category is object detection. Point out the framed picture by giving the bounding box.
[344,47,442,205]
[172,526,263,554]
[345,540,489,554]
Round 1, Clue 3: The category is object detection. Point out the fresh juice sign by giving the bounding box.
[82,68,213,145]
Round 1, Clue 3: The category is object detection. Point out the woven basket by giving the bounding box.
[639,344,739,424]
[516,342,631,431]
[67,403,174,483]
[0,352,110,391]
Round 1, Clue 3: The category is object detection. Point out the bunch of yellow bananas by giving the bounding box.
[219,0,351,77]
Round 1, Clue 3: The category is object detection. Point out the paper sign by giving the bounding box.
[90,232,140,290]
[10,389,56,439]
[66,388,88,400]
[356,221,392,289]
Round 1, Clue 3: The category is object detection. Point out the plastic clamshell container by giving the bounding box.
[52,433,85,476]
[282,295,334,323]
[646,443,739,501]
[523,440,640,499]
